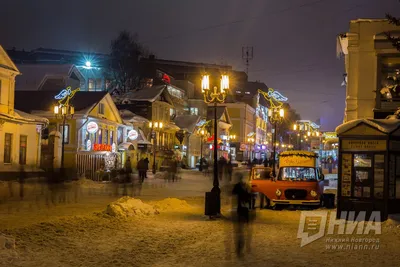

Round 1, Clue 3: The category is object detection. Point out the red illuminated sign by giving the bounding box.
[93,143,112,152]
[162,73,171,84]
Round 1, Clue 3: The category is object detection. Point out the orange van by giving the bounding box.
[250,151,325,208]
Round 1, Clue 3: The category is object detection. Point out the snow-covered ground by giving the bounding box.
[0,170,399,267]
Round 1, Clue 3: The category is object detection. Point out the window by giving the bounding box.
[88,79,95,91]
[98,103,105,115]
[252,168,272,180]
[170,108,175,116]
[117,127,123,144]
[379,57,400,100]
[19,135,27,165]
[278,167,317,181]
[59,125,70,144]
[4,133,12,164]
[190,107,198,115]
[245,91,251,95]
[95,79,102,90]
[105,79,111,90]
[110,131,114,144]
[236,90,241,94]
[98,129,102,144]
[104,129,109,144]
[353,154,372,198]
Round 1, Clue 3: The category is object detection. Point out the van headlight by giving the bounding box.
[310,190,317,197]
[275,189,282,197]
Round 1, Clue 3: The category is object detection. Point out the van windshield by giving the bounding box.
[278,167,317,181]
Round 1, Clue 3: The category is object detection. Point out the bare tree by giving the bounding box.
[385,11,400,51]
[109,31,150,93]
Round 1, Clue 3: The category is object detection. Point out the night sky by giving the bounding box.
[2,0,399,131]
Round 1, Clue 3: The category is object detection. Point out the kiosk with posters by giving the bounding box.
[336,118,400,221]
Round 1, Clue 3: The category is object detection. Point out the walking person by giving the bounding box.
[227,160,233,182]
[327,156,333,174]
[144,157,150,178]
[232,172,254,258]
[169,157,178,182]
[137,158,146,183]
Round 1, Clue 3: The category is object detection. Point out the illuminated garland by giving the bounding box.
[279,151,318,158]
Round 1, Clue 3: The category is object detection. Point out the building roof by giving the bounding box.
[174,115,201,133]
[141,57,233,70]
[119,109,149,124]
[15,64,83,91]
[14,91,107,113]
[0,45,20,73]
[115,85,175,105]
[336,118,400,135]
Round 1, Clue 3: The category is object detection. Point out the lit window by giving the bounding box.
[98,129,102,144]
[59,125,70,144]
[88,79,95,91]
[104,129,109,144]
[236,91,241,94]
[19,135,27,165]
[95,79,102,90]
[170,108,175,116]
[245,91,251,95]
[110,131,114,144]
[190,107,198,115]
[99,103,105,115]
[4,133,12,164]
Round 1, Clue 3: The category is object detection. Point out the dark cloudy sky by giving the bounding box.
[1,0,399,131]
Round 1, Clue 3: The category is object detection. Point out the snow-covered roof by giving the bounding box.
[119,109,149,123]
[117,85,167,102]
[174,115,201,133]
[350,19,388,24]
[14,109,49,124]
[336,118,400,135]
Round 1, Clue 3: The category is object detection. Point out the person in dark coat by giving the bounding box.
[232,172,254,258]
[227,160,233,181]
[144,157,150,178]
[137,159,146,183]
[218,156,227,180]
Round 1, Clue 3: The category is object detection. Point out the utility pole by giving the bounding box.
[242,46,253,75]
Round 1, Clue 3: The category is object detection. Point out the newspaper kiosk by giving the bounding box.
[336,119,400,221]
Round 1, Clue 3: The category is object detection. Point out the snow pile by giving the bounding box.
[0,234,15,250]
[384,214,400,228]
[152,198,191,212]
[73,178,105,189]
[105,197,159,217]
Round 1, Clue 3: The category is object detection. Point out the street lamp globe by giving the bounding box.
[85,61,91,68]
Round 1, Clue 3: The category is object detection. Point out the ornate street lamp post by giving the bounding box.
[54,102,75,172]
[268,107,284,176]
[201,74,229,215]
[149,121,163,174]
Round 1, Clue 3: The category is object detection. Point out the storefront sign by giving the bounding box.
[279,156,315,168]
[341,153,352,197]
[93,143,112,152]
[87,122,99,134]
[127,129,138,141]
[341,140,386,151]
[86,139,92,151]
[138,144,147,150]
[323,132,337,139]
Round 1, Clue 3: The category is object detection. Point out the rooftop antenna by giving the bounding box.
[242,46,253,75]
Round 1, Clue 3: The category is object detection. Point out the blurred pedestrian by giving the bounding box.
[218,156,227,181]
[169,157,178,182]
[232,172,254,258]
[144,157,149,178]
[19,165,26,200]
[137,158,146,183]
[327,156,333,174]
[227,160,233,182]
